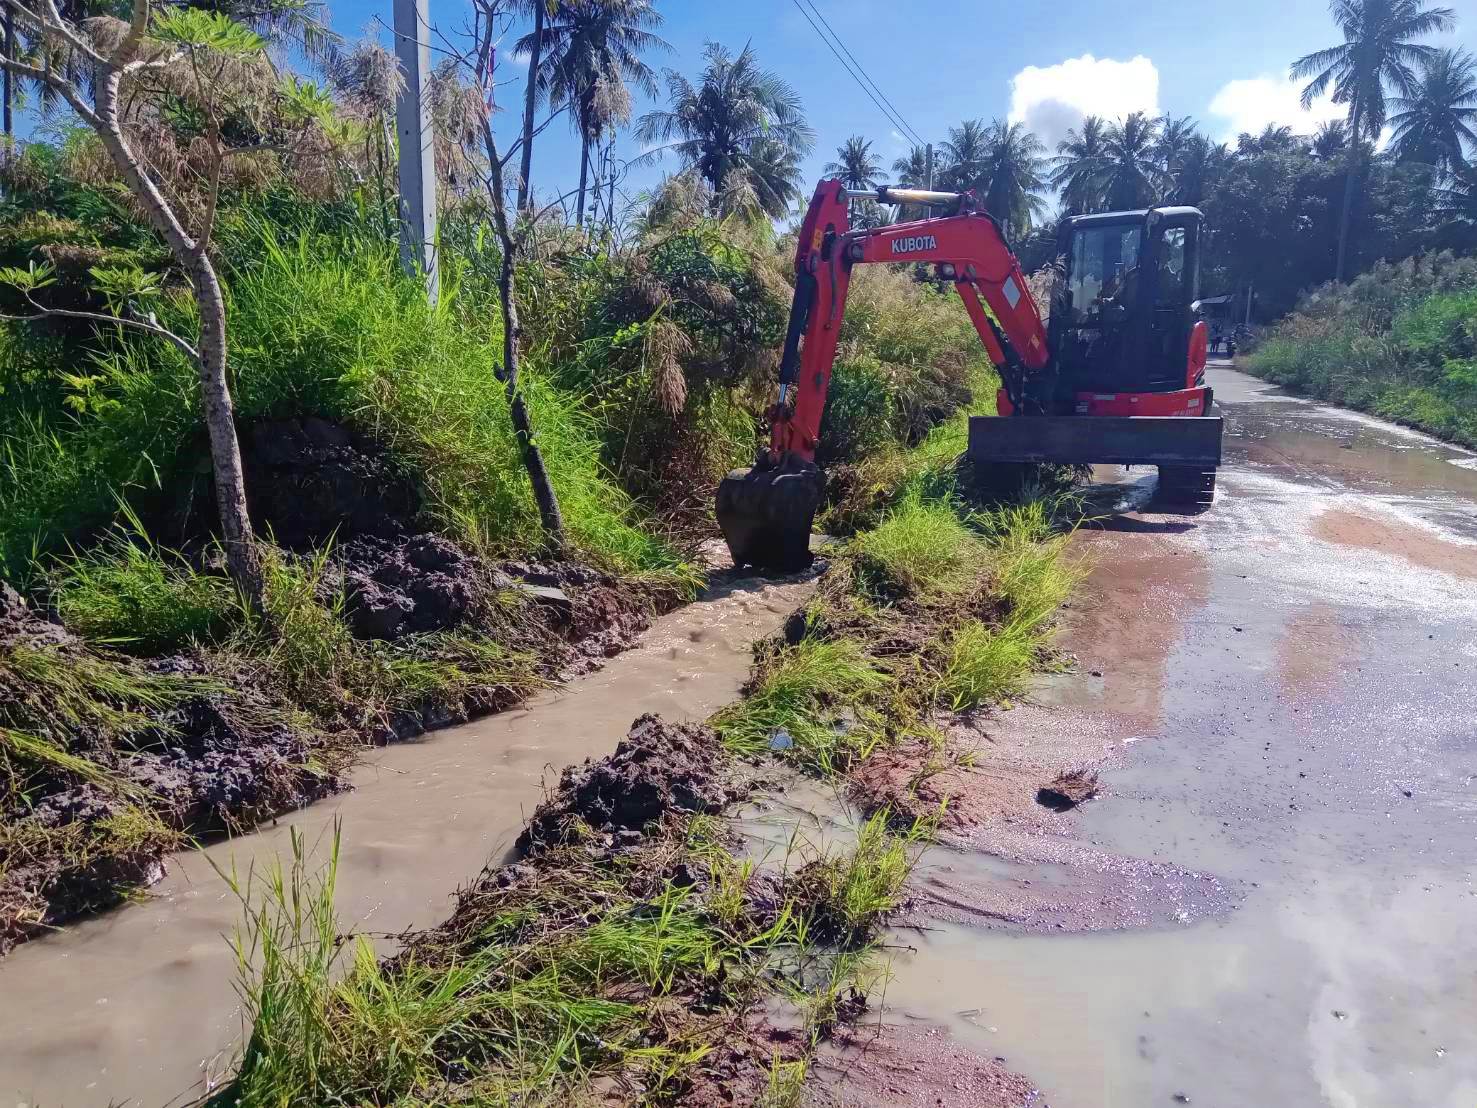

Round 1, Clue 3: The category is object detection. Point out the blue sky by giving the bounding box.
[368,0,1466,215]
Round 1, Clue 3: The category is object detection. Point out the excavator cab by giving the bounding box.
[1048,207,1204,403]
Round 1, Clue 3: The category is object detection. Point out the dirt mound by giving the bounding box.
[517,714,736,852]
[242,417,418,548]
[334,532,485,640]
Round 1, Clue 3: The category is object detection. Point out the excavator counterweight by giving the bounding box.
[716,180,1224,570]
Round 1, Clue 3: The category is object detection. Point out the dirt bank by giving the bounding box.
[0,419,670,956]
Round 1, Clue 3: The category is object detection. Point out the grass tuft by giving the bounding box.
[713,638,888,774]
[852,492,982,599]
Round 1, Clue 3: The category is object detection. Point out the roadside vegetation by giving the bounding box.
[0,16,993,949]
[1247,253,1477,447]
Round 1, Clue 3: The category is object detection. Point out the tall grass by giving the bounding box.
[0,219,686,579]
[851,490,984,599]
[48,506,238,653]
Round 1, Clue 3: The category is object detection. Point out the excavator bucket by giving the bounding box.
[716,458,824,571]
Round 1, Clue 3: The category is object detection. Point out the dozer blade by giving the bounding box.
[968,415,1223,467]
[716,458,824,571]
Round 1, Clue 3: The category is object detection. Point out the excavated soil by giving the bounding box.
[517,713,742,853]
[0,421,665,954]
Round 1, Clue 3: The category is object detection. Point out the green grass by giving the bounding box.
[712,638,889,774]
[852,491,983,599]
[936,618,1035,710]
[49,513,238,654]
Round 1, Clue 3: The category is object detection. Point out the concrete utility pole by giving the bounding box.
[393,0,439,304]
[925,142,933,191]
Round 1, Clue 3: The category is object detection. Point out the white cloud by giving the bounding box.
[1206,75,1344,140]
[889,128,908,150]
[1008,54,1160,149]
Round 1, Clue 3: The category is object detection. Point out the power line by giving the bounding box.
[787,0,926,152]
[796,0,926,149]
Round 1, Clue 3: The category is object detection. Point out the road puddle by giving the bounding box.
[860,367,1477,1106]
[0,571,816,1107]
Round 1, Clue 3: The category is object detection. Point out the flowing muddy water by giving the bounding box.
[0,571,816,1107]
[843,366,1477,1107]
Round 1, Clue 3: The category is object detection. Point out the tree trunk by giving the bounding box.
[606,137,616,232]
[498,248,566,549]
[1334,99,1363,283]
[2,6,13,141]
[576,138,589,226]
[480,116,566,552]
[94,66,263,606]
[515,0,543,211]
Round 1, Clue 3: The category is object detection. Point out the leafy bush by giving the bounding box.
[1247,254,1477,447]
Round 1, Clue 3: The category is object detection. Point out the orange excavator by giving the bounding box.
[716,178,1223,569]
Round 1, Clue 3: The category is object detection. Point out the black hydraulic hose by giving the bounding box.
[778,270,817,387]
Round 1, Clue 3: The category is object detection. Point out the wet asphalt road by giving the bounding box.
[878,364,1477,1106]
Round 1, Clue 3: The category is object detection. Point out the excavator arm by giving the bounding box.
[770,179,1049,463]
[717,179,1050,569]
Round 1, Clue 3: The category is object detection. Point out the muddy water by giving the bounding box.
[0,572,815,1107]
[874,367,1477,1106]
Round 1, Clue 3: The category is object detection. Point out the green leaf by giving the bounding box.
[0,261,57,293]
[277,75,336,127]
[88,264,161,302]
[149,9,266,55]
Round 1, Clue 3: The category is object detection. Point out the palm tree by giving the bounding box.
[1311,119,1350,158]
[1049,115,1109,214]
[1171,134,1232,205]
[519,0,668,226]
[1291,0,1457,279]
[636,42,814,221]
[892,144,930,187]
[1154,114,1200,173]
[939,118,991,193]
[980,119,1047,238]
[1390,47,1477,172]
[825,134,882,190]
[1236,123,1301,155]
[1102,111,1166,209]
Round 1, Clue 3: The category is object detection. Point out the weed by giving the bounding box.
[49,507,237,653]
[852,492,983,599]
[936,618,1036,710]
[788,810,930,947]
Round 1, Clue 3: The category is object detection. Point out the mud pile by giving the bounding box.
[518,714,737,852]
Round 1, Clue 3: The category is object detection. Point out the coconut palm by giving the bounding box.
[1311,119,1350,158]
[636,41,814,221]
[980,119,1048,238]
[939,118,991,193]
[1154,114,1200,173]
[1101,111,1166,209]
[892,144,930,187]
[1236,123,1301,155]
[1049,115,1110,214]
[1389,47,1477,172]
[1170,133,1232,205]
[1291,0,1457,278]
[825,134,882,190]
[519,0,668,225]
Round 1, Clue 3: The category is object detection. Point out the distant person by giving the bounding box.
[1211,325,1222,354]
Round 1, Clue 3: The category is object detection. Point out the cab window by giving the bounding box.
[1157,226,1187,305]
